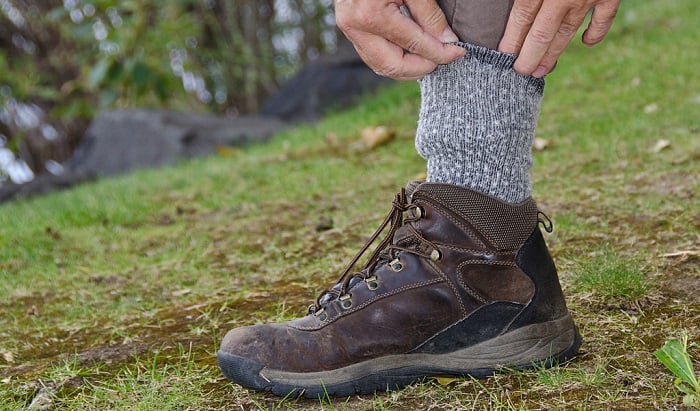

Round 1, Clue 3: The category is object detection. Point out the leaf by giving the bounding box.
[435,376,460,386]
[684,393,699,407]
[130,61,155,89]
[533,137,550,151]
[172,288,191,297]
[35,87,60,100]
[361,126,395,150]
[644,103,659,114]
[651,139,671,153]
[154,76,170,101]
[678,382,696,396]
[88,58,112,90]
[654,338,700,390]
[216,146,240,158]
[99,89,119,108]
[1,351,14,364]
[662,250,700,258]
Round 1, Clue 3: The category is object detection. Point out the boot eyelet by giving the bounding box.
[414,206,425,219]
[430,249,441,261]
[365,276,379,290]
[315,308,327,322]
[339,294,353,309]
[389,258,403,272]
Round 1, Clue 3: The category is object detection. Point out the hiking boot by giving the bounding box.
[218,181,581,398]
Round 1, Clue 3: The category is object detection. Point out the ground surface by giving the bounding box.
[1,1,699,409]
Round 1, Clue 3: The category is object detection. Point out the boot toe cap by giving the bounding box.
[220,325,272,365]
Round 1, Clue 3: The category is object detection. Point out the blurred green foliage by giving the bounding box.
[0,0,335,173]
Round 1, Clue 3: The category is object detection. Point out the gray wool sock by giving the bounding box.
[415,43,544,204]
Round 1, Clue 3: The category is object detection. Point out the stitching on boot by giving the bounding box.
[290,278,445,331]
[426,259,469,316]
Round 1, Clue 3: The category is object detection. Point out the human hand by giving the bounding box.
[498,0,621,77]
[334,0,466,80]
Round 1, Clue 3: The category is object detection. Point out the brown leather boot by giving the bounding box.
[218,182,581,398]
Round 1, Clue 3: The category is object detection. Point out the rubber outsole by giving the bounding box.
[217,317,583,399]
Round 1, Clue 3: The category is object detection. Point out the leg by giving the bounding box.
[438,0,514,49]
[417,0,541,204]
[217,1,580,398]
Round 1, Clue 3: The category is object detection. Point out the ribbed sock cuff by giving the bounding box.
[415,42,544,204]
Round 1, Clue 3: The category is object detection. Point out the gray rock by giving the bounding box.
[0,171,96,203]
[67,109,286,176]
[261,41,392,122]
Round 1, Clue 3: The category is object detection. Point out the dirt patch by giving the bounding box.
[658,253,700,303]
[75,342,153,366]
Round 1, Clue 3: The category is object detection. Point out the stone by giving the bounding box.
[66,109,286,176]
[0,171,95,203]
[261,40,392,122]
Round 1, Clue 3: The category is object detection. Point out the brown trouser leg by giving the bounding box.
[437,0,514,50]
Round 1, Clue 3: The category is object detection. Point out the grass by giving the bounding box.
[1,0,699,409]
[573,250,650,300]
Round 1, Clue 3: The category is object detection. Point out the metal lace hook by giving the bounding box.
[537,211,554,233]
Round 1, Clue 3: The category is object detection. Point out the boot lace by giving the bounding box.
[308,188,440,314]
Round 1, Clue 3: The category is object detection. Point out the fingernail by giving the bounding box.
[441,28,459,43]
[532,65,548,78]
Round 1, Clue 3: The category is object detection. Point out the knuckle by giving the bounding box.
[355,10,375,28]
[529,28,553,45]
[584,30,605,44]
[382,66,403,79]
[404,38,422,54]
[511,0,541,25]
[422,6,446,28]
[557,21,579,37]
[512,8,538,27]
[335,5,376,32]
[373,63,397,78]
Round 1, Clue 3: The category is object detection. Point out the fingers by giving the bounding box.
[523,7,589,77]
[499,0,543,56]
[350,32,441,80]
[511,2,571,77]
[404,0,459,43]
[379,5,464,64]
[499,0,621,78]
[583,0,619,46]
[335,0,465,80]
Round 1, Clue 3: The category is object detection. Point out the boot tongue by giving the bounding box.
[390,181,423,244]
[404,180,422,199]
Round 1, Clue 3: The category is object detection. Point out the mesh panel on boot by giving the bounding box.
[414,182,538,251]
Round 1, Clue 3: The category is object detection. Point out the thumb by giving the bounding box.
[403,0,460,43]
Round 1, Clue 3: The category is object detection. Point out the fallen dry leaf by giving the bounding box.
[216,146,240,158]
[435,376,461,386]
[361,126,395,149]
[172,288,192,297]
[325,132,339,146]
[644,103,659,114]
[662,250,699,258]
[533,137,550,151]
[651,139,671,153]
[2,351,14,364]
[414,171,428,181]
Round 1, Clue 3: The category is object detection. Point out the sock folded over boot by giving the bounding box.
[415,43,544,204]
